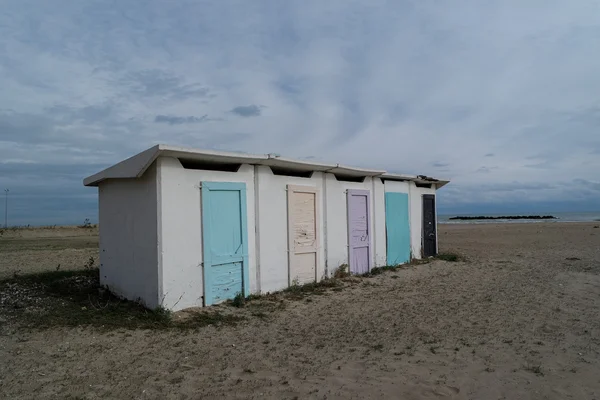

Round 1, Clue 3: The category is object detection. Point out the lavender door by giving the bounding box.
[347,189,371,274]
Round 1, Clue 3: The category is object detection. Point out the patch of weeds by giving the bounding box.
[410,258,431,266]
[363,265,399,277]
[83,256,95,270]
[178,310,244,328]
[372,344,384,351]
[251,311,269,319]
[283,278,341,299]
[78,218,93,229]
[485,367,495,373]
[436,252,464,262]
[333,264,349,279]
[230,292,246,308]
[0,269,246,330]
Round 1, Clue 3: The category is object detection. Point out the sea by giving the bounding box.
[438,211,600,224]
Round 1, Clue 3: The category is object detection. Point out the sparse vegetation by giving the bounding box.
[0,269,243,330]
[79,218,93,229]
[231,292,246,308]
[436,252,464,262]
[83,256,95,270]
[333,264,349,279]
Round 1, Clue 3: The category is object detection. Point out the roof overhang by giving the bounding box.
[380,173,450,189]
[84,144,449,188]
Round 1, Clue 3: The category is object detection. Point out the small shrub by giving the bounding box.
[333,264,349,279]
[84,256,96,270]
[79,218,93,229]
[231,292,246,308]
[436,252,463,262]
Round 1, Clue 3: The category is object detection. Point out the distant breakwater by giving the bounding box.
[449,215,557,221]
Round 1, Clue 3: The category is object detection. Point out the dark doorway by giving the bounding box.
[422,195,437,257]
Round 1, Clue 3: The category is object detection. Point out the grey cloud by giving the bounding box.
[155,114,211,125]
[524,161,553,169]
[481,182,557,192]
[572,179,600,191]
[485,153,494,157]
[120,70,212,100]
[230,105,262,117]
[476,166,499,173]
[48,103,114,124]
[432,162,449,168]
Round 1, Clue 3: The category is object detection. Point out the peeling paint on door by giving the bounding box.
[202,182,249,306]
[347,189,371,274]
[287,185,319,285]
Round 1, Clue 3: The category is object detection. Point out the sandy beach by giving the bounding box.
[1,222,599,399]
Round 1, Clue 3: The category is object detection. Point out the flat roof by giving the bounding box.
[83,144,449,188]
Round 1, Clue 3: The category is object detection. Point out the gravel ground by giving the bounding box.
[0,222,599,399]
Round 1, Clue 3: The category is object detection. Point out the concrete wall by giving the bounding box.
[324,174,386,276]
[157,157,257,310]
[98,164,160,308]
[255,166,326,293]
[372,177,387,268]
[408,183,437,259]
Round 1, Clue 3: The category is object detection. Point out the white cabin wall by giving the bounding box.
[372,177,387,268]
[98,164,159,308]
[157,157,257,311]
[256,166,325,293]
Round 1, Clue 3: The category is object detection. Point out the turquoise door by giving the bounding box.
[202,182,249,306]
[385,192,411,265]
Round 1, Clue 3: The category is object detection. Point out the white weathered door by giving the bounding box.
[287,185,319,285]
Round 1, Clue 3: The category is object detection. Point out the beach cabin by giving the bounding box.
[84,144,448,310]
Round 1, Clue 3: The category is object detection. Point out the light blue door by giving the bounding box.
[202,182,249,306]
[385,192,411,265]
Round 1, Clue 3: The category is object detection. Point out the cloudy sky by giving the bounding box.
[1,0,600,225]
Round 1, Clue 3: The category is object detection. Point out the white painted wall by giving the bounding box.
[372,177,387,268]
[98,164,160,308]
[408,183,437,259]
[255,166,325,293]
[324,174,385,276]
[157,157,257,310]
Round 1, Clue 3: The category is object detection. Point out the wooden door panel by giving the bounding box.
[287,185,319,285]
[202,182,249,306]
[385,192,411,265]
[347,189,372,274]
[422,194,437,257]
